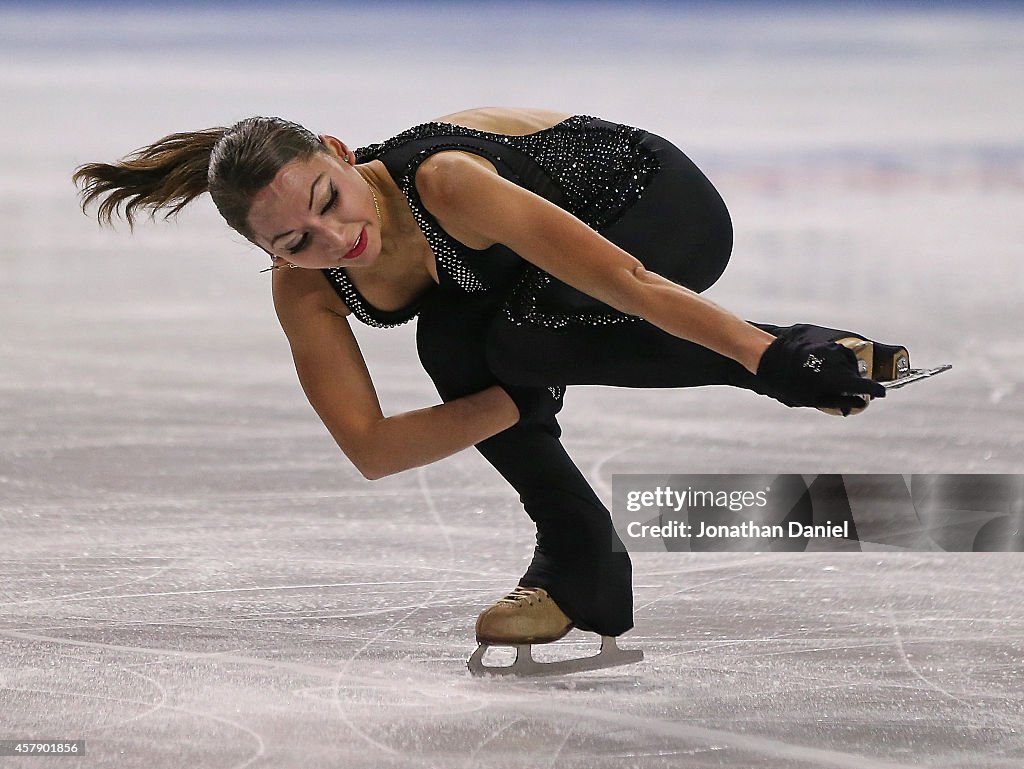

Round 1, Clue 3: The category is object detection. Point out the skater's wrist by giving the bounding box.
[741,329,775,374]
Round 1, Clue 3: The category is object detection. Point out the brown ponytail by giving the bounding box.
[73,128,225,230]
[73,117,326,239]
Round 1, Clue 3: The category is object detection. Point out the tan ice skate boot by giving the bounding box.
[819,337,911,416]
[467,587,644,677]
[475,587,573,645]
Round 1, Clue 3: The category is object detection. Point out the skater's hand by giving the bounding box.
[756,328,886,415]
[501,383,564,436]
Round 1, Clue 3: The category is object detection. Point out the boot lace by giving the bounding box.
[497,586,544,607]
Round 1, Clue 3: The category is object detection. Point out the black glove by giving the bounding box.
[756,329,886,415]
[501,383,564,437]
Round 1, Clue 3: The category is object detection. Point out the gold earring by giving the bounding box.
[259,262,299,273]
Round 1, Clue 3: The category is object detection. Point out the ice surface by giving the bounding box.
[1,2,1022,767]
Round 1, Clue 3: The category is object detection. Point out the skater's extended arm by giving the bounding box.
[416,152,774,373]
[273,269,517,479]
[418,152,884,414]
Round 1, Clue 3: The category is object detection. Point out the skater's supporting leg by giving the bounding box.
[416,288,634,637]
[475,422,634,636]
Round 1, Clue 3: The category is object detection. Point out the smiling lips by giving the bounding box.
[342,227,368,260]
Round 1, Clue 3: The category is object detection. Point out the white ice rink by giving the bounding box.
[1,2,1023,767]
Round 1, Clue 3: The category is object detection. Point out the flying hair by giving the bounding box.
[72,117,326,239]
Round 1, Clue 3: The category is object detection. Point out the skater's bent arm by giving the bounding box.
[417,153,774,373]
[272,269,517,480]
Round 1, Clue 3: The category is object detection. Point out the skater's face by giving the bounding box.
[247,137,381,270]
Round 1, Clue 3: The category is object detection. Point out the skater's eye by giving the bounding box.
[283,182,338,256]
[287,234,309,256]
[321,184,338,215]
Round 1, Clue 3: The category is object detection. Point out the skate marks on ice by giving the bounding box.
[0,630,900,769]
[14,472,1022,767]
[326,466,472,757]
[635,556,1024,769]
[1,630,269,769]
[1,494,508,766]
[4,464,1024,766]
[6,577,1023,769]
[0,556,178,608]
[530,703,926,769]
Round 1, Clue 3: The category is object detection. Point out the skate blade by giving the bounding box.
[467,635,643,677]
[880,364,952,390]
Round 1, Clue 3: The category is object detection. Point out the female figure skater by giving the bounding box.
[74,107,897,672]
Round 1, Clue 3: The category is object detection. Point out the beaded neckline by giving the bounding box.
[321,265,424,327]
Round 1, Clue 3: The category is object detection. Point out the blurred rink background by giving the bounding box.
[1,2,1023,768]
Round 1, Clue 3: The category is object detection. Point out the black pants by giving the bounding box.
[415,135,850,636]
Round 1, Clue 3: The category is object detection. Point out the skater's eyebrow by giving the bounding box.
[270,173,325,245]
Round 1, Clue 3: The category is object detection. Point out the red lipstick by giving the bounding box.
[343,228,368,260]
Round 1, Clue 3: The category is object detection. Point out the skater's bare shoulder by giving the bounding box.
[272,261,352,326]
[413,108,576,251]
[432,107,573,136]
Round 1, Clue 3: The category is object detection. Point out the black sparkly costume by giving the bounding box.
[322,116,850,636]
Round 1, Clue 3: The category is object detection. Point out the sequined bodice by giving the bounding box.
[322,116,660,328]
